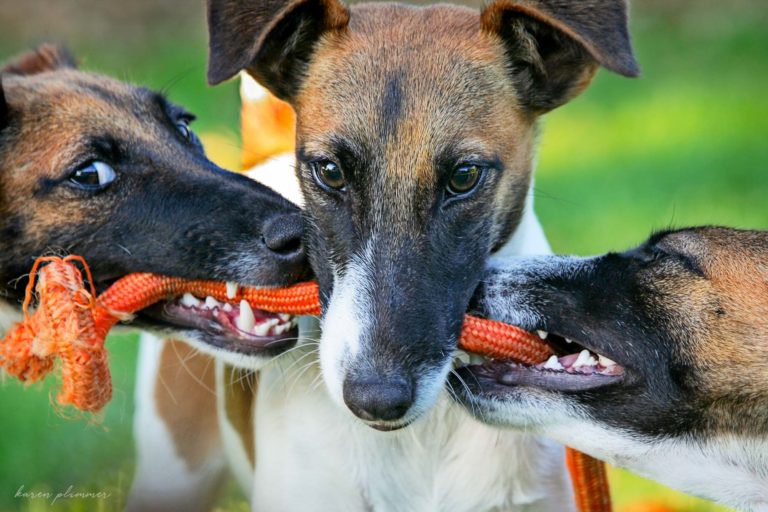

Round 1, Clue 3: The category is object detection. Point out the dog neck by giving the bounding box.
[242,191,572,511]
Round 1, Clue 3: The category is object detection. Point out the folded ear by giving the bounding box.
[481,0,639,113]
[207,0,349,101]
[1,43,77,75]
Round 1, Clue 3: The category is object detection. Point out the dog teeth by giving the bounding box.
[565,338,574,344]
[253,321,271,336]
[223,303,233,313]
[572,349,597,368]
[205,296,220,309]
[469,354,486,365]
[454,350,471,365]
[543,355,564,371]
[278,313,292,322]
[237,300,255,332]
[537,330,548,340]
[226,281,239,299]
[180,293,201,308]
[598,354,617,367]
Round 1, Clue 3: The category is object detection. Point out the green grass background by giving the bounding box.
[0,0,766,510]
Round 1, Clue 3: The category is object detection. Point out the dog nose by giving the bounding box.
[343,375,414,422]
[262,214,305,262]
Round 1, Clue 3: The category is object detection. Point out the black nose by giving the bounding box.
[262,214,305,262]
[343,375,414,422]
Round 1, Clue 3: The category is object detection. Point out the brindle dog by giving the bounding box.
[455,227,768,510]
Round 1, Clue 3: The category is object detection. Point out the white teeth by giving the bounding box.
[237,300,255,332]
[454,350,471,365]
[543,355,564,371]
[573,349,597,368]
[598,354,618,367]
[537,330,548,340]
[253,322,270,336]
[469,354,486,365]
[180,293,201,308]
[278,313,292,322]
[565,338,574,344]
[226,281,239,299]
[223,303,233,313]
[205,296,220,309]
[274,324,290,335]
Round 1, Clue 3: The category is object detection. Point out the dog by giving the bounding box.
[453,226,768,510]
[205,0,640,509]
[0,45,311,511]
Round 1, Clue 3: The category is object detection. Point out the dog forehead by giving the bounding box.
[296,3,523,161]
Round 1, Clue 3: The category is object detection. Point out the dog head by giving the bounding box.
[207,0,638,428]
[0,45,310,366]
[452,227,768,504]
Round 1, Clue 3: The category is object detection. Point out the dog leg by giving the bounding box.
[126,333,226,512]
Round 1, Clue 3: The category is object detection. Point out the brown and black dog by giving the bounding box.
[204,0,639,510]
[454,227,768,510]
[0,45,313,510]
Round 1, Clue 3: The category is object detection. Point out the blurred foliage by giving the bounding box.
[1,0,766,510]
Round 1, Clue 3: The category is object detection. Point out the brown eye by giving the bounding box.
[312,160,345,191]
[447,164,482,195]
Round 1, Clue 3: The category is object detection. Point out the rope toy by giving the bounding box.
[0,256,610,511]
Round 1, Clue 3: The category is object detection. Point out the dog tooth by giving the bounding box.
[276,324,291,335]
[469,354,487,365]
[543,355,564,371]
[278,313,292,322]
[180,293,200,308]
[237,300,255,332]
[454,350,471,365]
[252,322,270,336]
[223,303,233,313]
[205,296,220,309]
[565,338,573,344]
[226,281,239,299]
[537,330,548,340]
[573,349,597,368]
[598,354,617,367]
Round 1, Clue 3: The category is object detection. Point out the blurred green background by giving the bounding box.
[0,0,766,510]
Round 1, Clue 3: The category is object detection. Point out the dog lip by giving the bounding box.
[364,419,415,432]
[458,360,627,394]
[138,301,298,356]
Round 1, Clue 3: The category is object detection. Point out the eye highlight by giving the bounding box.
[68,161,116,190]
[176,119,192,140]
[311,160,346,191]
[446,164,483,196]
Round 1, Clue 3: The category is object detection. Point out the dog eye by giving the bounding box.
[312,160,346,191]
[176,120,192,140]
[68,161,116,190]
[447,164,482,196]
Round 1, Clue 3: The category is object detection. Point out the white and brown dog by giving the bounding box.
[454,227,768,510]
[183,0,642,510]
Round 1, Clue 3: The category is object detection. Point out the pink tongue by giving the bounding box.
[558,353,581,368]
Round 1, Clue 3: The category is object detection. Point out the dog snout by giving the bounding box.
[343,374,414,423]
[262,213,305,262]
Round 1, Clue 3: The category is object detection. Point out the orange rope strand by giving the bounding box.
[0,256,610,510]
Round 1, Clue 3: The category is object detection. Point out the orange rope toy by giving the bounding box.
[0,256,610,511]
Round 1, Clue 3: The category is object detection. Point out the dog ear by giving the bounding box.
[206,0,349,101]
[481,0,639,113]
[1,44,77,75]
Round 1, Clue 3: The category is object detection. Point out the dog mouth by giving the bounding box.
[134,282,299,356]
[453,330,626,393]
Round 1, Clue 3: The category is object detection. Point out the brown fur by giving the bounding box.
[223,365,257,468]
[155,341,221,470]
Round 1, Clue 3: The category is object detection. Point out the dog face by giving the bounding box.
[207,0,638,428]
[451,227,768,504]
[0,46,310,365]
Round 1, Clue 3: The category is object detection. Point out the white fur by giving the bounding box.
[127,333,226,512]
[239,186,576,510]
